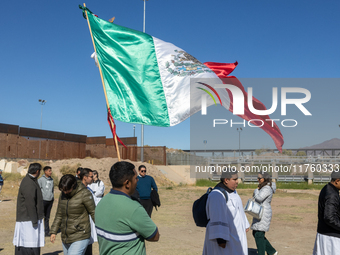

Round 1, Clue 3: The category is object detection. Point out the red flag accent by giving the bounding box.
[107,108,127,149]
[204,61,284,152]
[204,61,238,77]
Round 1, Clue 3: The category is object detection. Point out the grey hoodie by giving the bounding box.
[38,175,54,201]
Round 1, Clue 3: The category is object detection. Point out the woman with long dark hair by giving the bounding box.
[251,172,278,255]
[50,174,95,255]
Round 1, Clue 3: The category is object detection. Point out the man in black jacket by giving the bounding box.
[13,163,45,255]
[313,171,340,255]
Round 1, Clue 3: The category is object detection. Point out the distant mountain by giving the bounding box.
[301,138,340,149]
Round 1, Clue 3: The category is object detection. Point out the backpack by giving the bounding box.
[192,187,229,227]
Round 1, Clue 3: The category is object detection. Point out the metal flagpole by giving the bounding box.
[141,0,147,162]
[38,99,46,159]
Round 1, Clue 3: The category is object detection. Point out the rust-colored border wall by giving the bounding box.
[0,124,165,164]
[0,123,19,134]
[0,134,87,160]
[106,137,137,146]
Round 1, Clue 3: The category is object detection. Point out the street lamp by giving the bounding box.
[38,99,46,159]
[237,128,242,156]
[133,125,136,137]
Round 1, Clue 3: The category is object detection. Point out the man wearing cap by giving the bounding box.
[203,169,250,255]
[313,171,340,255]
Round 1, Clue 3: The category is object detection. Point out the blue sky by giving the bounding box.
[1,0,339,150]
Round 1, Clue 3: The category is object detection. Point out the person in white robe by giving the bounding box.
[203,170,249,255]
[79,168,98,255]
[87,187,98,243]
[13,163,45,255]
[313,171,340,255]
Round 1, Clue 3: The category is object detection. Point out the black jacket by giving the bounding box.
[16,174,44,227]
[150,189,161,208]
[317,182,340,238]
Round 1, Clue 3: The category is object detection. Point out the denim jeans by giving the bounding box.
[62,238,90,255]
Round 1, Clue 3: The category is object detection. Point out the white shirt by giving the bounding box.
[88,180,105,201]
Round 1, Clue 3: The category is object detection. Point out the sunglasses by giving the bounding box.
[258,177,263,180]
[141,170,146,173]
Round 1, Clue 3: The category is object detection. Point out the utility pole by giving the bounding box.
[237,127,242,157]
[38,99,46,159]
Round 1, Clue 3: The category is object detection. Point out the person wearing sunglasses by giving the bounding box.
[250,172,278,255]
[88,170,105,202]
[136,165,158,217]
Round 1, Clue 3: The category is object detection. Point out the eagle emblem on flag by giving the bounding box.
[165,50,214,76]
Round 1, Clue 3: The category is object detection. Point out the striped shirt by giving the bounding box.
[95,189,157,255]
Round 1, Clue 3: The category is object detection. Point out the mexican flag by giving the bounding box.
[87,12,284,151]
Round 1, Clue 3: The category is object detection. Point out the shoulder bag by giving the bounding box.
[244,194,264,220]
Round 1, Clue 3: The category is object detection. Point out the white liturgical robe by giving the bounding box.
[313,233,340,255]
[203,189,249,255]
[88,187,98,244]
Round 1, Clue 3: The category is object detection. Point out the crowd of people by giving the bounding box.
[11,162,159,255]
[6,161,340,254]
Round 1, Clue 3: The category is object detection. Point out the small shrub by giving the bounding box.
[282,149,293,156]
[2,172,24,182]
[296,151,307,156]
[60,163,81,176]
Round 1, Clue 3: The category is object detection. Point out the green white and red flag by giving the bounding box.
[84,9,284,151]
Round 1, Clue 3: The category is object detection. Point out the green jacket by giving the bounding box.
[50,181,95,244]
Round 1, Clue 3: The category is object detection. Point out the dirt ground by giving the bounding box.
[0,180,319,255]
[0,157,320,254]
